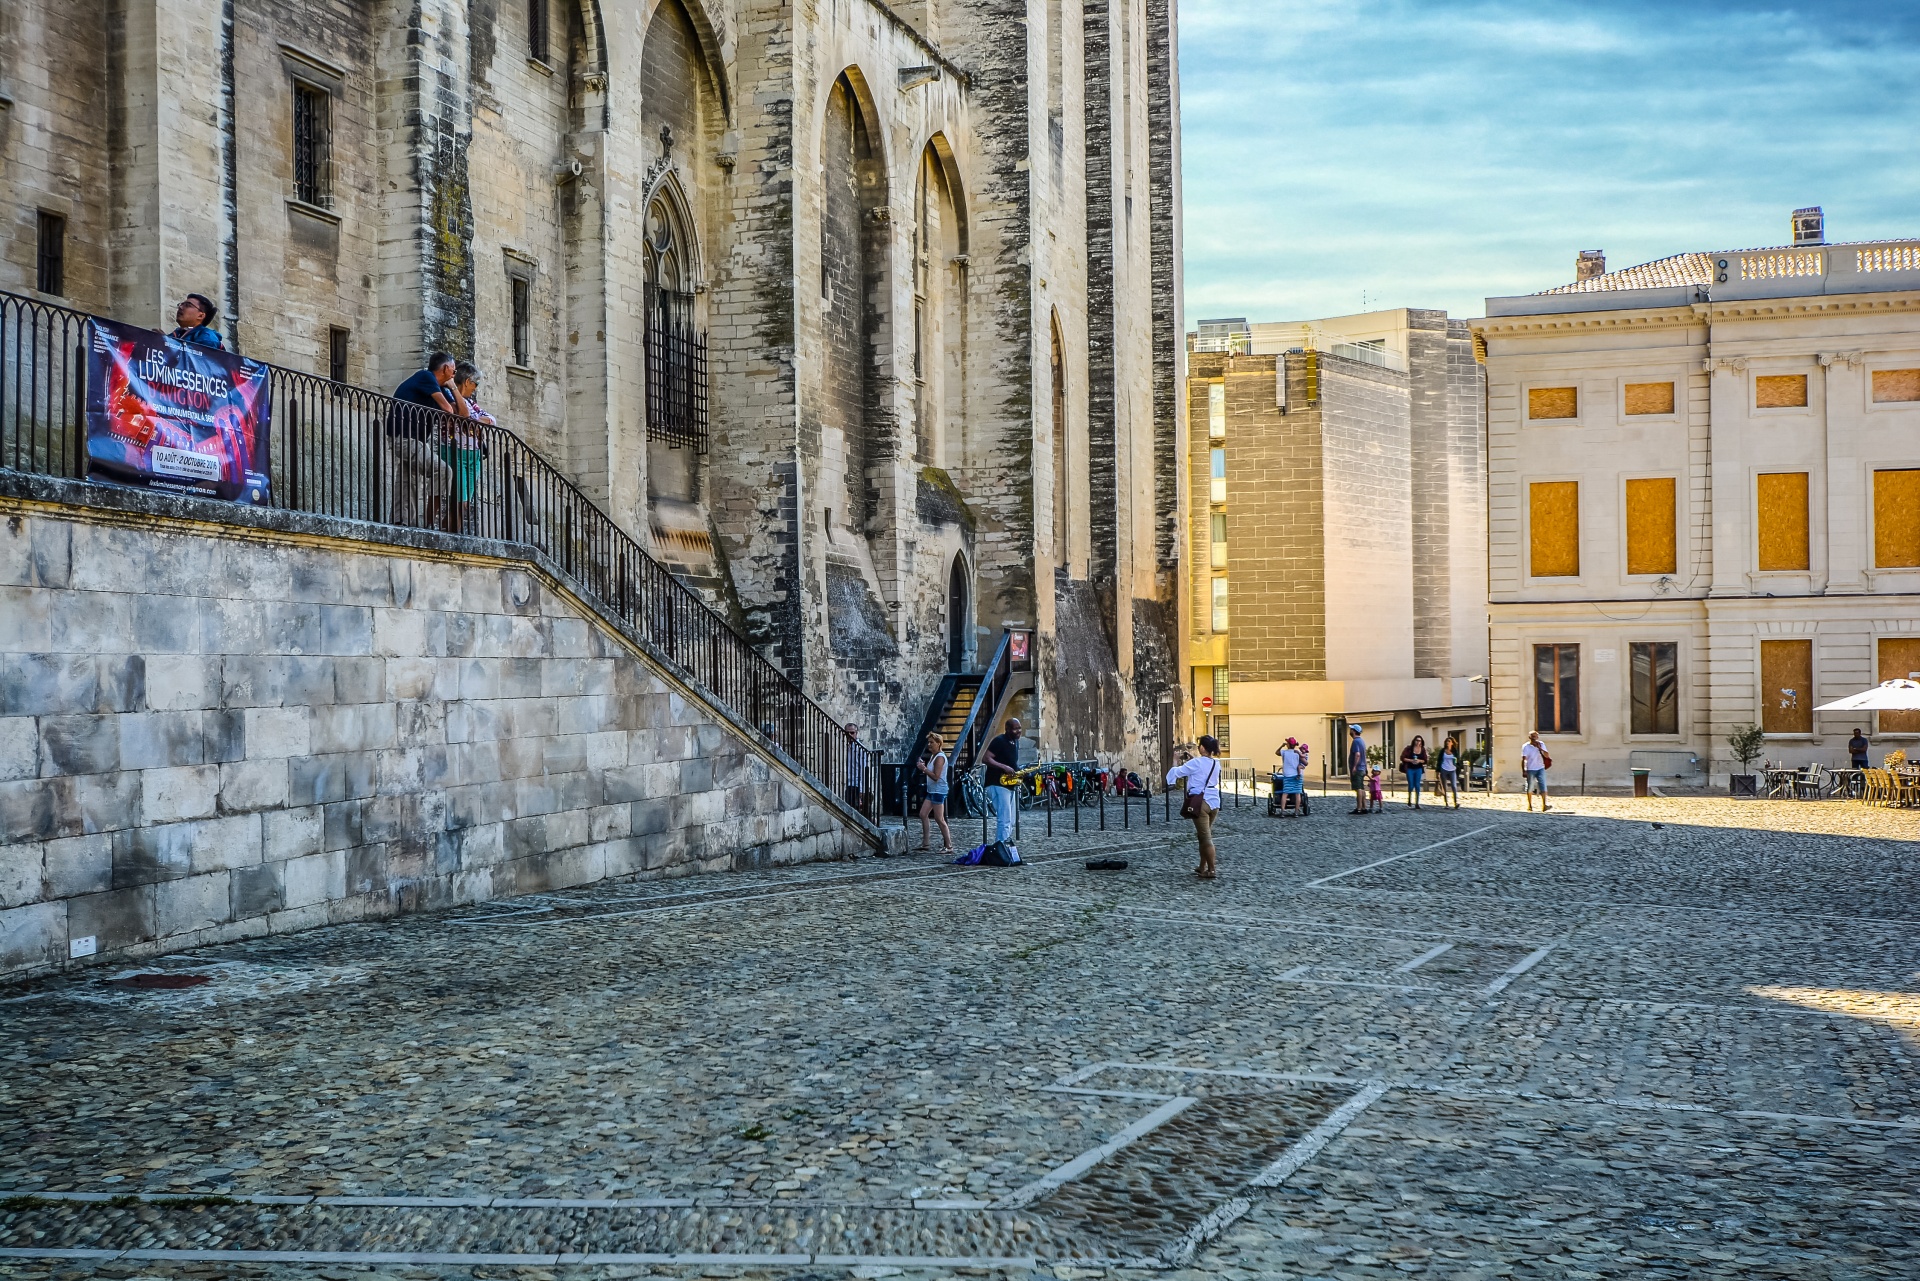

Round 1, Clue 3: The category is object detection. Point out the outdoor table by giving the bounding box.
[1763,768,1799,799]
[1833,768,1865,799]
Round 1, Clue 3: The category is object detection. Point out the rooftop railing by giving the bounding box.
[0,287,871,810]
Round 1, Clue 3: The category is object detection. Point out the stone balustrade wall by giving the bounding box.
[0,483,877,982]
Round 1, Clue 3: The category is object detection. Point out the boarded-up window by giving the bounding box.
[1528,386,1578,420]
[1529,481,1579,577]
[1756,374,1809,408]
[1755,472,1810,571]
[1873,469,1920,568]
[1880,637,1920,734]
[1624,381,1675,416]
[1625,477,1677,576]
[1760,639,1813,735]
[1871,369,1920,403]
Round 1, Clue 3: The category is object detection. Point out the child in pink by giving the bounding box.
[1367,768,1384,813]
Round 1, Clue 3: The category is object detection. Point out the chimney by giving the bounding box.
[1575,250,1606,282]
[1792,206,1824,246]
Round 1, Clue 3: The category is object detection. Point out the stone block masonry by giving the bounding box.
[0,478,877,982]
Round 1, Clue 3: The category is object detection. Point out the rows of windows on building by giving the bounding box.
[1525,466,1920,580]
[1208,380,1227,628]
[27,0,560,393]
[1532,638,1920,738]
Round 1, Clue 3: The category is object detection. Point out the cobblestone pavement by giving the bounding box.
[3,792,1917,1279]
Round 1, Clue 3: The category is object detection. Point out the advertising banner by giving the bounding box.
[85,318,271,504]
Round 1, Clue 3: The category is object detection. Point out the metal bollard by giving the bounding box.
[1146,782,1151,825]
[1164,785,1170,822]
[1123,788,1130,828]
[1047,792,1053,837]
[1234,769,1241,808]
[1099,786,1106,830]
[1074,787,1081,832]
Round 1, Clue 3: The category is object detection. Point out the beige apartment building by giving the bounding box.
[1183,310,1487,778]
[1477,212,1920,788]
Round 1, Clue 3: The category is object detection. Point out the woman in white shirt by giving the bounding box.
[1167,734,1223,879]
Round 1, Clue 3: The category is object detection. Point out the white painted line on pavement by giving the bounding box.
[1156,1195,1253,1268]
[992,1095,1197,1209]
[1301,823,1502,888]
[0,1247,1048,1268]
[1483,943,1557,996]
[1396,941,1455,972]
[1247,1082,1391,1188]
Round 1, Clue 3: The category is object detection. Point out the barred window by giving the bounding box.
[528,0,551,64]
[292,83,331,206]
[510,276,532,368]
[644,284,708,451]
[328,327,349,383]
[35,211,65,297]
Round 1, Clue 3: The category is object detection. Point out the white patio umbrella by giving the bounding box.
[1814,678,1920,712]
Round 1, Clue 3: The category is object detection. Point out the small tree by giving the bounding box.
[1727,722,1767,774]
[1366,743,1387,769]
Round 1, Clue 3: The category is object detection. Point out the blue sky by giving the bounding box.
[1179,1,1920,323]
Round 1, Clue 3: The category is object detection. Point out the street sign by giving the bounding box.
[1200,695,1214,710]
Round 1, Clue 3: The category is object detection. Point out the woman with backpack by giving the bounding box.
[1167,735,1224,879]
[1399,735,1430,810]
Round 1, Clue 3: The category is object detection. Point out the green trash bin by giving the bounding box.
[1632,767,1651,798]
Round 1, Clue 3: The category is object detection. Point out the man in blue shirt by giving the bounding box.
[1347,724,1369,814]
[387,352,459,529]
[169,294,223,349]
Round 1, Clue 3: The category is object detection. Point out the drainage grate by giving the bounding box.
[104,973,212,990]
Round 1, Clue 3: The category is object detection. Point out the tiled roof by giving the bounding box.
[1538,252,1714,294]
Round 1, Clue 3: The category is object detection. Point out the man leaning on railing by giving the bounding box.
[387,352,461,532]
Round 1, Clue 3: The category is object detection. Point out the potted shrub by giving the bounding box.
[1727,722,1766,797]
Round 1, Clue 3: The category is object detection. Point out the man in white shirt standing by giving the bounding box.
[1520,730,1552,812]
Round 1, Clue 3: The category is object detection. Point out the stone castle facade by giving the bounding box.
[0,0,1185,762]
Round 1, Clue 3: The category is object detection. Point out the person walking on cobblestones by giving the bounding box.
[915,732,953,853]
[1436,734,1462,808]
[1521,730,1552,811]
[1168,735,1223,878]
[1347,724,1369,814]
[1400,735,1429,810]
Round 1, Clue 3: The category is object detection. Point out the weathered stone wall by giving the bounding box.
[1,0,1185,775]
[0,487,875,983]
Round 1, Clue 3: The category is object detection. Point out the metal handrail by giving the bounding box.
[0,288,870,806]
[950,629,1013,775]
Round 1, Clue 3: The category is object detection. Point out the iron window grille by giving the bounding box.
[292,83,331,207]
[35,211,65,297]
[528,0,550,63]
[645,285,708,452]
[510,276,532,368]
[328,327,349,383]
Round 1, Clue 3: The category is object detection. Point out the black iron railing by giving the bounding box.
[0,288,868,809]
[644,286,707,452]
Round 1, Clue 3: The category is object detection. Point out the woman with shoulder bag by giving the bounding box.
[1166,735,1224,879]
[1399,735,1429,810]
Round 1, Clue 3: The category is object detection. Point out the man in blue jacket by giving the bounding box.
[169,294,223,349]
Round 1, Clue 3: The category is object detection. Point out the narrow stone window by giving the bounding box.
[1210,576,1228,633]
[1871,369,1920,403]
[1209,446,1226,503]
[510,276,532,368]
[1879,637,1920,734]
[1623,381,1674,416]
[1207,382,1225,438]
[1760,639,1812,735]
[529,0,551,64]
[1210,511,1227,569]
[1755,374,1808,409]
[328,326,349,383]
[292,82,331,207]
[1533,643,1580,733]
[1528,386,1577,420]
[35,211,65,297]
[1624,477,1676,576]
[1875,469,1920,568]
[1755,472,1809,571]
[1629,641,1678,735]
[1528,481,1579,577]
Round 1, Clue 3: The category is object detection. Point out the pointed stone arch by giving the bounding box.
[821,68,895,533]
[642,0,733,125]
[1051,307,1070,569]
[912,135,968,467]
